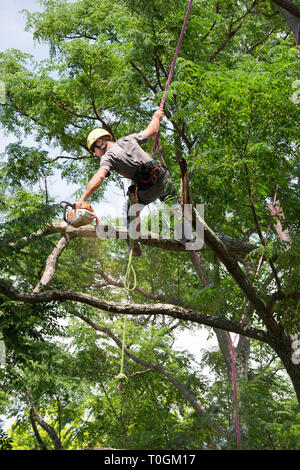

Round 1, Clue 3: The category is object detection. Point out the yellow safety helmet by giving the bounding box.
[87,128,112,151]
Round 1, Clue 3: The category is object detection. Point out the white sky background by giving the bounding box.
[0,2,218,424]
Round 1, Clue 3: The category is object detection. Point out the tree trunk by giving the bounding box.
[29,407,48,450]
[30,404,63,450]
[215,329,250,384]
[26,390,63,450]
[269,329,300,405]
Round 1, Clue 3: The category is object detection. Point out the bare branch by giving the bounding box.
[130,61,157,94]
[272,0,300,19]
[48,154,95,163]
[0,221,258,259]
[77,313,227,435]
[46,221,258,257]
[33,235,70,293]
[209,0,263,61]
[0,279,271,344]
[54,101,99,121]
[97,270,186,307]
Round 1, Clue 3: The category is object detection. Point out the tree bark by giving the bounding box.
[26,391,63,450]
[271,0,300,38]
[0,279,271,343]
[271,0,300,19]
[29,407,48,450]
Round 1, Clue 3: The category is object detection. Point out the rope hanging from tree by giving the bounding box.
[118,0,194,383]
[152,0,194,167]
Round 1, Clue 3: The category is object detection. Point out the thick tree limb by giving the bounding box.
[26,389,63,450]
[29,408,48,450]
[46,221,258,257]
[1,220,258,258]
[0,279,270,344]
[276,4,300,38]
[33,235,70,293]
[272,0,300,20]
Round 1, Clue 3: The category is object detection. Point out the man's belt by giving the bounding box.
[133,160,163,188]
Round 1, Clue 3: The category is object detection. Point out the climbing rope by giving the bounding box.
[116,313,128,382]
[116,256,136,381]
[225,159,284,450]
[124,245,137,292]
[117,221,138,381]
[152,0,194,166]
[116,1,194,386]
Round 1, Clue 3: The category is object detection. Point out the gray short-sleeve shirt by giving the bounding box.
[99,131,152,179]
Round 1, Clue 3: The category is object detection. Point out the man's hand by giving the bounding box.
[75,199,86,209]
[144,108,165,139]
[153,108,164,120]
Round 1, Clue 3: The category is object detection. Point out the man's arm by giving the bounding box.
[143,108,164,139]
[76,168,108,208]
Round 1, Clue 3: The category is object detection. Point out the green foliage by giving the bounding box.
[0,0,299,451]
[1,143,52,187]
[0,429,13,450]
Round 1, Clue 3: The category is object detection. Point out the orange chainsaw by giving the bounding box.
[60,201,98,227]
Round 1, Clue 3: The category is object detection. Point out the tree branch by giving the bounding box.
[26,389,63,450]
[54,101,99,121]
[267,289,300,311]
[45,221,258,257]
[29,408,48,450]
[33,235,70,293]
[0,221,259,261]
[209,0,262,61]
[97,270,187,307]
[77,313,226,435]
[130,61,157,94]
[271,0,300,19]
[0,279,271,344]
[48,154,95,163]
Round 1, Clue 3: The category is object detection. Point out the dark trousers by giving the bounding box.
[123,167,175,249]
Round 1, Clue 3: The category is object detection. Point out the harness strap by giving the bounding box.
[139,166,160,184]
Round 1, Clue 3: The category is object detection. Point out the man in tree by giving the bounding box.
[76,108,174,257]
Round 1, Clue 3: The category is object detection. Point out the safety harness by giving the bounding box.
[133,160,165,190]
